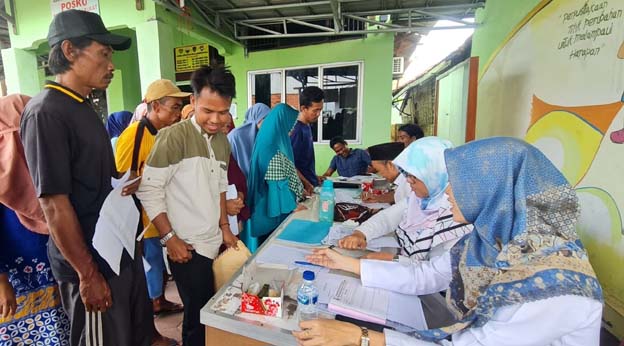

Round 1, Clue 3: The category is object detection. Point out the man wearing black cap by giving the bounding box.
[20,10,152,346]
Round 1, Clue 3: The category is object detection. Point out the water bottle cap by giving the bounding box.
[322,180,334,189]
[303,270,315,281]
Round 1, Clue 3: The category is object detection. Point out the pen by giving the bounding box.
[294,261,324,268]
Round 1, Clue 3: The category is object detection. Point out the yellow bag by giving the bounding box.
[212,240,251,291]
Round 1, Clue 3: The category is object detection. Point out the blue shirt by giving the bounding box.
[329,148,371,177]
[290,120,318,186]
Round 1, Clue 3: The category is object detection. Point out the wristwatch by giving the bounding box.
[159,230,176,247]
[360,326,370,346]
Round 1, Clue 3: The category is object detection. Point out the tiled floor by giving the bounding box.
[154,280,623,346]
[154,280,184,344]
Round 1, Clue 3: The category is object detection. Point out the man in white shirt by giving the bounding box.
[137,65,238,346]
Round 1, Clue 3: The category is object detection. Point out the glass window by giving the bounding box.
[250,71,282,108]
[321,65,359,141]
[248,63,362,143]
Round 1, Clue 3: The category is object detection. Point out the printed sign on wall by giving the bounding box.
[51,0,99,16]
[175,44,210,73]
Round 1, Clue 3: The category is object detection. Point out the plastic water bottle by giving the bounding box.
[297,270,319,321]
[318,180,335,222]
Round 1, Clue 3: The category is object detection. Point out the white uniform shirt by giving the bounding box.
[360,254,602,346]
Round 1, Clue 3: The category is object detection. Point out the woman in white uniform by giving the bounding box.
[294,137,603,346]
[341,137,472,262]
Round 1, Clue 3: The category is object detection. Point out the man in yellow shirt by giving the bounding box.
[115,79,189,316]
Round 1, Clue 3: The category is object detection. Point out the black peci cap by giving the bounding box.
[47,10,131,50]
[367,142,405,161]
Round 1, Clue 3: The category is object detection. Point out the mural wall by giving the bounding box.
[477,0,624,321]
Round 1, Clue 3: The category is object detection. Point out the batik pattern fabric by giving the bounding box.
[0,205,70,346]
[407,137,603,341]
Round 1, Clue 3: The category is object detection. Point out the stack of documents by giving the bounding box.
[277,219,331,245]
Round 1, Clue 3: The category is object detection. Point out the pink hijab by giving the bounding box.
[0,94,48,234]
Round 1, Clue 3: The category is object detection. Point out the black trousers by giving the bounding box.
[168,251,215,346]
[58,252,153,346]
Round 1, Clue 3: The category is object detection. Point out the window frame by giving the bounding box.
[247,61,364,145]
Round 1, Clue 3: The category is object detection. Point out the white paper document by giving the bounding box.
[93,172,141,275]
[255,244,313,269]
[226,184,240,235]
[387,292,427,330]
[328,278,389,324]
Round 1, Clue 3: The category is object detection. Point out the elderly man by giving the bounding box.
[114,79,189,333]
[20,9,153,346]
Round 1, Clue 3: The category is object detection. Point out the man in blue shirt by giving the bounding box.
[290,86,324,194]
[321,136,371,178]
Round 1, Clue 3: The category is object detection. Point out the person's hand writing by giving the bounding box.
[222,226,239,249]
[226,198,244,216]
[305,248,360,275]
[79,268,112,312]
[0,274,17,318]
[338,230,367,250]
[166,235,194,263]
[292,319,361,346]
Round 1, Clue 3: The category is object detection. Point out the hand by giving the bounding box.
[361,191,378,203]
[292,319,361,346]
[121,171,141,196]
[362,252,394,261]
[0,274,17,318]
[338,231,367,250]
[226,198,244,216]
[294,204,308,212]
[166,235,194,263]
[317,175,327,183]
[304,183,314,196]
[222,227,239,249]
[305,248,360,275]
[79,269,112,312]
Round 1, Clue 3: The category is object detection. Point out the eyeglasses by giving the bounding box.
[397,166,414,179]
[160,102,183,114]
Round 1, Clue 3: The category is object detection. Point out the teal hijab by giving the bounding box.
[244,104,300,246]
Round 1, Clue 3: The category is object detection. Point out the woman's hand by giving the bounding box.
[305,248,360,275]
[362,252,394,261]
[292,319,361,346]
[338,231,367,250]
[0,274,17,318]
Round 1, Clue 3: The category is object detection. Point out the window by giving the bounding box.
[250,71,283,108]
[249,62,362,143]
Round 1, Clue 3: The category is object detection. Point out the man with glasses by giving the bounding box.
[115,79,189,326]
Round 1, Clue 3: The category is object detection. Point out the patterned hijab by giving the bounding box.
[0,94,48,235]
[228,103,271,177]
[413,137,602,341]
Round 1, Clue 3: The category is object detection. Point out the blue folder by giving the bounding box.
[277,219,332,245]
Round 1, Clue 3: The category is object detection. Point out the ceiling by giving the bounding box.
[156,0,485,51]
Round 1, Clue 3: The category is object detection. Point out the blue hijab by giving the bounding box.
[228,103,271,177]
[412,137,602,341]
[105,111,133,138]
[246,104,300,239]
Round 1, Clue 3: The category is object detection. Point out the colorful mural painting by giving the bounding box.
[476,0,624,331]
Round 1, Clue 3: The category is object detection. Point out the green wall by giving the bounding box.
[471,0,543,77]
[228,34,395,173]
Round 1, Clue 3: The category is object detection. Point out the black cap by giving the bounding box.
[47,10,131,50]
[367,142,405,161]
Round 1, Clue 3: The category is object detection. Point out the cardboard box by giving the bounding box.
[240,263,295,318]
